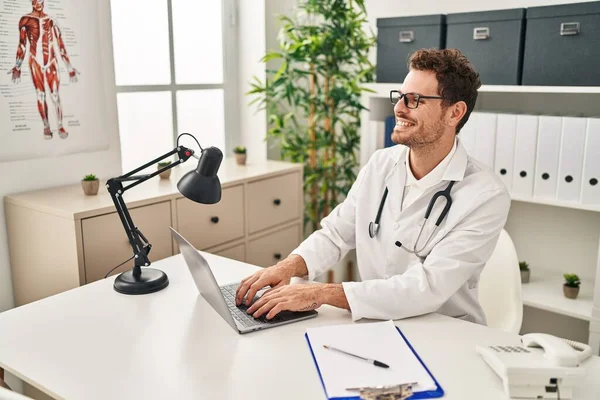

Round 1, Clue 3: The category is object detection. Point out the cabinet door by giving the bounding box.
[247,224,302,268]
[247,172,301,234]
[82,201,173,283]
[213,243,246,263]
[176,185,244,250]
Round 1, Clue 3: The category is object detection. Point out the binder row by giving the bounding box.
[460,113,600,205]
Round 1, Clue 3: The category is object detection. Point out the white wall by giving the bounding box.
[0,0,121,315]
[237,0,267,164]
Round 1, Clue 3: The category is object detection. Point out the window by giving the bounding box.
[110,0,236,173]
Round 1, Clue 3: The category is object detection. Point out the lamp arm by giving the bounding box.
[106,146,197,277]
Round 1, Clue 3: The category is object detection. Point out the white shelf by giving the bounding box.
[521,268,594,322]
[511,195,600,213]
[363,83,600,97]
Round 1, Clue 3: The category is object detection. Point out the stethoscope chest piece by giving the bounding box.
[368,222,379,239]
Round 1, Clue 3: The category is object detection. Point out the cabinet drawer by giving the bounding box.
[176,185,244,250]
[247,224,301,268]
[213,243,246,263]
[247,172,301,234]
[82,202,173,283]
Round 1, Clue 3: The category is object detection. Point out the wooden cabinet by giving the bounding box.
[213,243,246,263]
[82,201,173,283]
[4,159,304,306]
[247,172,301,234]
[247,224,302,268]
[176,185,245,250]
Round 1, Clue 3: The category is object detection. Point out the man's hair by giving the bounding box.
[408,48,481,133]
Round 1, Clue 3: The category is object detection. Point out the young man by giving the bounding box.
[236,49,510,325]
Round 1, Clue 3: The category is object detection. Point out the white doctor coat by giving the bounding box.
[291,138,511,324]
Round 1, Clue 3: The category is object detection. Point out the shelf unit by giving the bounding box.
[521,268,594,322]
[359,82,600,353]
[364,82,600,96]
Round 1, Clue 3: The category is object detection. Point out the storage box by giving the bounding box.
[445,9,526,85]
[522,1,600,86]
[376,15,445,83]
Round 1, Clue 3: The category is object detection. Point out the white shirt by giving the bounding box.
[403,138,457,209]
[291,138,511,324]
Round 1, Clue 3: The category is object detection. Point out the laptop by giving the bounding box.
[170,227,318,334]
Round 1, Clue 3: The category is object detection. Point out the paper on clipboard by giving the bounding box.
[306,320,436,399]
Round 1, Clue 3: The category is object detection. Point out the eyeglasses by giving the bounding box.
[390,90,444,109]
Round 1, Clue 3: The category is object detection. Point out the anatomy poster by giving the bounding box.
[0,0,110,162]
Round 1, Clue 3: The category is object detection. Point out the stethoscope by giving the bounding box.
[368,180,456,259]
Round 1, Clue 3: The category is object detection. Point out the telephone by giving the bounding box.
[476,333,593,399]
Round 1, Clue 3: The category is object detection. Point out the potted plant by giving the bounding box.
[233,146,247,165]
[247,0,375,234]
[519,261,530,283]
[81,174,99,196]
[157,161,172,179]
[563,273,581,299]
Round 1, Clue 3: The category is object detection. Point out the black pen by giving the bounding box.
[323,345,390,368]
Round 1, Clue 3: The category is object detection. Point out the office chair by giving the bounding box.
[478,229,523,334]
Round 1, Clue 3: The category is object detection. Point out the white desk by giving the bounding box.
[1,253,599,400]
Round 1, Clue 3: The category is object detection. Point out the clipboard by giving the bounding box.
[305,324,444,400]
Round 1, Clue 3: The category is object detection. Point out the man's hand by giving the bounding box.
[9,67,21,83]
[235,255,308,307]
[246,284,322,320]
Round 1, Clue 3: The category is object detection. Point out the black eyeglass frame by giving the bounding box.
[389,90,445,109]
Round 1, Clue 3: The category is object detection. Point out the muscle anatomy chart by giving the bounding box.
[0,0,110,162]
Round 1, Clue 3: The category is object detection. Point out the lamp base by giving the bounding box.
[113,268,169,295]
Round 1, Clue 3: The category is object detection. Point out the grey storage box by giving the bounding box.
[522,1,600,86]
[376,15,445,83]
[446,9,526,85]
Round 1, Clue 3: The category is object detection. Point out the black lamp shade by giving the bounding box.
[177,146,223,204]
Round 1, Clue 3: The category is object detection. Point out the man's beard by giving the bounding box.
[392,118,445,149]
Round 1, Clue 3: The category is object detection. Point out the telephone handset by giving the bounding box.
[476,333,593,399]
[521,333,592,367]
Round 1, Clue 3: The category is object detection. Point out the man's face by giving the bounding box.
[391,69,450,148]
[32,0,44,12]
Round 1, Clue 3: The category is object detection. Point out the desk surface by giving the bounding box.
[1,253,599,400]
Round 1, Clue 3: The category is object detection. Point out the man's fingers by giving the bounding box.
[235,274,261,305]
[245,278,270,306]
[261,284,285,298]
[252,299,281,319]
[266,302,291,320]
[246,287,282,314]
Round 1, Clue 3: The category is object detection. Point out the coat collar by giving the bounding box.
[383,138,468,216]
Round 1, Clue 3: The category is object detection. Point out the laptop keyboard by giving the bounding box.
[220,284,284,327]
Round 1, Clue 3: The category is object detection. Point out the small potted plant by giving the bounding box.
[519,261,530,284]
[233,146,247,165]
[81,174,99,196]
[157,161,172,179]
[563,273,581,299]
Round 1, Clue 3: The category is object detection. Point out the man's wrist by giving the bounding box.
[321,283,350,311]
[280,254,308,278]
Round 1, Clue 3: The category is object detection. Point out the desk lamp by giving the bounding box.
[106,133,222,295]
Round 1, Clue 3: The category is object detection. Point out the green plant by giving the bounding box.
[247,0,375,233]
[82,174,97,181]
[233,146,247,154]
[157,161,172,167]
[519,261,529,271]
[564,273,581,288]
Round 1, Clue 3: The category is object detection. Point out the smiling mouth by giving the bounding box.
[395,120,416,128]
